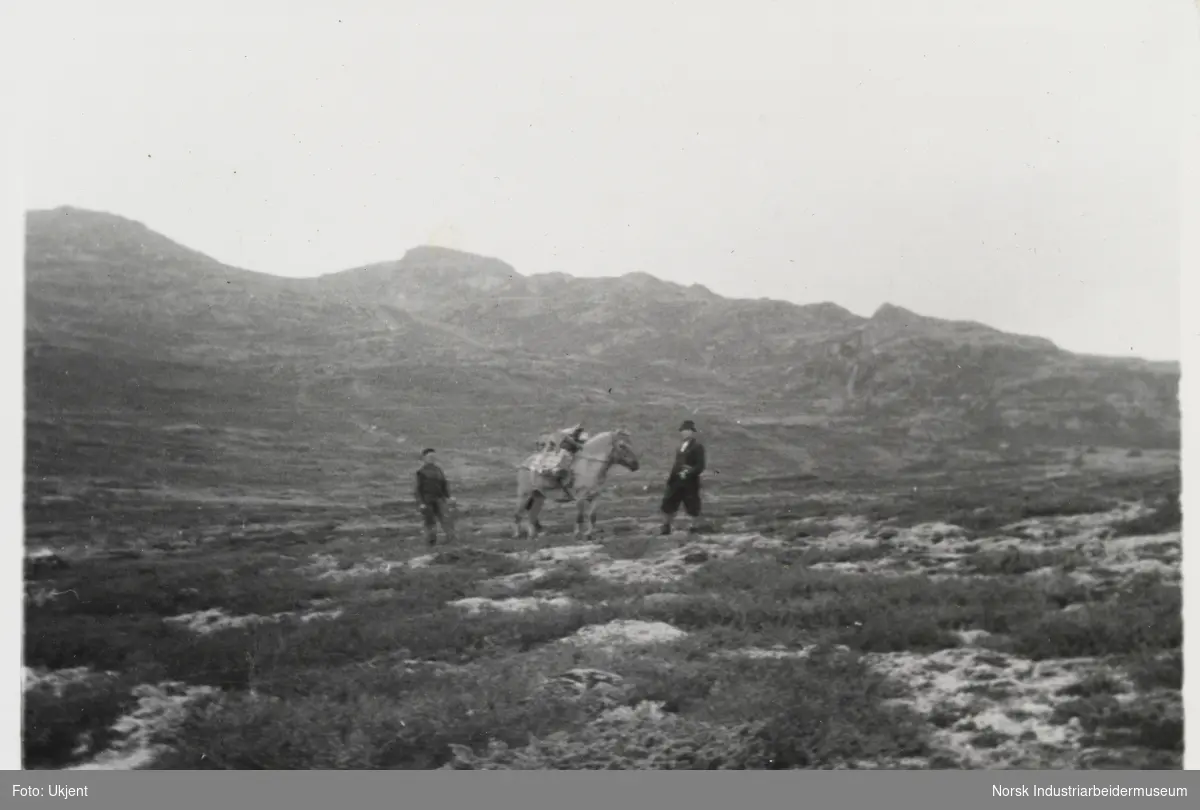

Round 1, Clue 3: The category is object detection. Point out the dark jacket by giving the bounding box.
[415,462,451,504]
[560,428,586,454]
[668,439,706,486]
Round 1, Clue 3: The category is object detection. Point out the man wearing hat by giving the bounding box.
[415,448,457,546]
[660,420,706,537]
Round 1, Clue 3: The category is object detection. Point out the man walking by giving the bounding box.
[660,420,706,537]
[415,448,457,546]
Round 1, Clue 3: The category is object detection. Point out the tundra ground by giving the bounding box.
[23,457,1182,770]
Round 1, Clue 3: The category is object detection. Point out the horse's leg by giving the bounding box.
[573,494,589,541]
[532,492,545,535]
[527,493,545,545]
[587,497,599,541]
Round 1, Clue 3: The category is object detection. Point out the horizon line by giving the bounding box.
[24,204,1181,366]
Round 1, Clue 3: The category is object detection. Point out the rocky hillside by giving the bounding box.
[24,206,1180,495]
[316,247,1180,450]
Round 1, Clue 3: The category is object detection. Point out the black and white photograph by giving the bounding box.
[9,0,1191,771]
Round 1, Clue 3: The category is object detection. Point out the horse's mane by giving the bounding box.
[584,427,630,444]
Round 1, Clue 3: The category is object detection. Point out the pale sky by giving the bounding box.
[14,0,1192,361]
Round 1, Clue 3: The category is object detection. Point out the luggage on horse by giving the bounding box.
[553,425,589,500]
[530,433,566,474]
[526,425,588,501]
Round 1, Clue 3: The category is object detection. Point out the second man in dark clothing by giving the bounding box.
[661,420,706,537]
[415,448,457,546]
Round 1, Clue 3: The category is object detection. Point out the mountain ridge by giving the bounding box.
[23,205,1180,497]
[28,205,1174,367]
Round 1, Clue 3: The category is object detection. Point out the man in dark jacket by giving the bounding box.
[415,448,457,546]
[660,420,706,537]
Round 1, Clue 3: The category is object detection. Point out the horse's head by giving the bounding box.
[609,427,640,472]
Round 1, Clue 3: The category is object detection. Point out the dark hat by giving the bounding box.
[678,420,697,432]
[421,448,436,456]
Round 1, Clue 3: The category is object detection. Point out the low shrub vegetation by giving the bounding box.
[24,466,1182,769]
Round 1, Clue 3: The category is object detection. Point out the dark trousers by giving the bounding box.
[661,477,702,518]
[420,498,456,544]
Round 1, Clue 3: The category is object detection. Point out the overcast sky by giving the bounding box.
[15,0,1189,361]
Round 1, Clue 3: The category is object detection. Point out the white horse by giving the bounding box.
[514,429,641,543]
